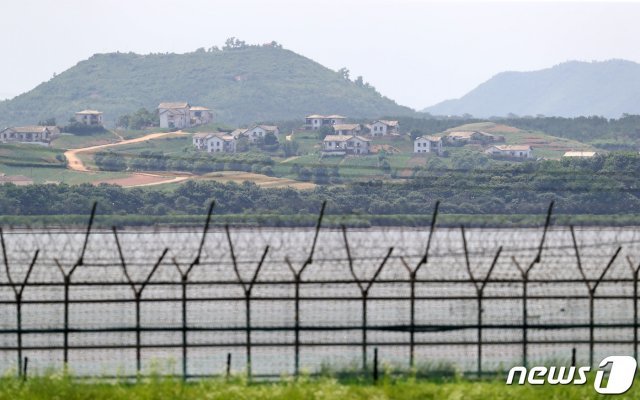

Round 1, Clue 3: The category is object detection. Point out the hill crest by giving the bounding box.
[423,59,640,118]
[0,45,415,127]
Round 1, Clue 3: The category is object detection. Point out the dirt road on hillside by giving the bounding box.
[64,131,187,172]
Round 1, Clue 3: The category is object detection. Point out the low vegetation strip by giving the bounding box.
[0,376,634,400]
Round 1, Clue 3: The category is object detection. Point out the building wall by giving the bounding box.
[371,122,387,136]
[414,139,430,153]
[159,108,189,129]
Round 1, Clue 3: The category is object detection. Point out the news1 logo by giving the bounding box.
[506,356,637,395]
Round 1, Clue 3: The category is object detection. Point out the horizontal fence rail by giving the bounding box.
[2,201,640,379]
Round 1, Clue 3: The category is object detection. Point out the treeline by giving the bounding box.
[2,153,640,221]
[116,108,159,130]
[94,150,276,175]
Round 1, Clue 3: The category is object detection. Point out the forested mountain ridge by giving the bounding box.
[423,60,640,118]
[0,43,415,127]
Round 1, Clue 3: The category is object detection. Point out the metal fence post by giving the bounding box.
[52,201,96,368]
[627,256,640,361]
[373,347,379,383]
[571,226,621,367]
[1,228,38,378]
[171,201,215,380]
[227,224,269,381]
[285,201,325,377]
[399,201,439,371]
[114,227,168,377]
[511,201,553,368]
[343,225,393,373]
[462,225,501,378]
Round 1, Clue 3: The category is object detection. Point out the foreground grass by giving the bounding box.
[0,375,638,400]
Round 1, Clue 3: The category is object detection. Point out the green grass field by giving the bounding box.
[50,131,121,149]
[0,164,128,184]
[0,143,66,167]
[0,375,634,400]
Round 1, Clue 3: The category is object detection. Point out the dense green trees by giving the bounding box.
[94,151,126,171]
[2,153,640,220]
[116,108,159,130]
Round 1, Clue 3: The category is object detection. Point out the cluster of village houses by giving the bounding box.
[1,103,600,162]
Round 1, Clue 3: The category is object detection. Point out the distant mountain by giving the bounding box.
[423,60,640,118]
[0,45,415,127]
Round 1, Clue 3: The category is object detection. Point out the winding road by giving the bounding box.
[64,131,191,187]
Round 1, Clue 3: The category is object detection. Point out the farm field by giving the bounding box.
[0,164,128,184]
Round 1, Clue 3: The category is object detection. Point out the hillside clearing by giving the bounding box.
[197,171,316,189]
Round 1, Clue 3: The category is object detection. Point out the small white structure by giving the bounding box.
[333,123,361,136]
[189,106,213,126]
[193,132,236,153]
[414,135,443,155]
[370,120,399,136]
[322,135,370,155]
[563,151,597,158]
[485,145,533,159]
[158,102,213,129]
[0,126,57,144]
[75,110,104,126]
[305,114,347,130]
[245,125,279,143]
[206,134,236,153]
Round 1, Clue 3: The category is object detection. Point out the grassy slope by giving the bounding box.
[0,46,415,127]
[50,131,120,149]
[447,122,596,158]
[0,376,632,400]
[0,120,599,186]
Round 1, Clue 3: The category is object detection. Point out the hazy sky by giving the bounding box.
[2,0,639,109]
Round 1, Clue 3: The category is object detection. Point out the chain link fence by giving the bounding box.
[1,202,640,379]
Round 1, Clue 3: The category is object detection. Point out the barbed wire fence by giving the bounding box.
[1,201,640,380]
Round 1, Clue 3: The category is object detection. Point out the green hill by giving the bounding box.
[0,45,415,127]
[423,60,640,118]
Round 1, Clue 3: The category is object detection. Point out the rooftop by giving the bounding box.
[493,145,532,151]
[333,124,360,131]
[75,110,102,115]
[4,125,50,133]
[376,120,399,127]
[158,102,190,109]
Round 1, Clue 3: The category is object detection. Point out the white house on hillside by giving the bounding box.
[322,135,370,155]
[414,136,443,155]
[75,110,104,126]
[192,132,236,153]
[485,145,532,158]
[0,126,58,145]
[245,125,280,143]
[159,102,190,129]
[158,102,213,129]
[370,120,399,136]
[333,123,361,136]
[189,106,213,126]
[305,114,347,130]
